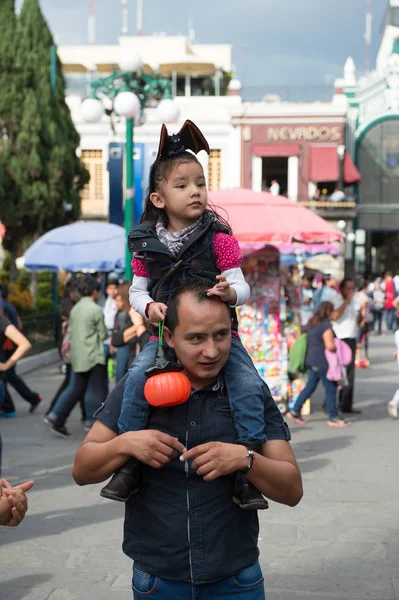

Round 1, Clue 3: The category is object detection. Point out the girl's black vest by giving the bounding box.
[128,212,239,330]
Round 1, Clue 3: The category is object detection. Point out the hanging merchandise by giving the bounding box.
[238,245,304,413]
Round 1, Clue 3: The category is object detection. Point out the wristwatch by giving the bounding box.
[241,449,255,474]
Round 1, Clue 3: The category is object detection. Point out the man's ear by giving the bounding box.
[163,326,175,349]
[150,192,165,209]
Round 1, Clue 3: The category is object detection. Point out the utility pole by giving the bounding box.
[121,0,128,34]
[137,0,143,35]
[365,0,372,73]
[88,0,96,44]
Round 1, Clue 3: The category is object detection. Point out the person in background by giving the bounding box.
[355,280,372,366]
[300,274,314,330]
[0,316,33,468]
[388,328,399,419]
[50,278,108,437]
[370,278,385,335]
[111,283,149,382]
[393,272,399,294]
[288,301,347,427]
[382,271,397,332]
[332,278,359,414]
[330,188,345,202]
[312,272,341,311]
[269,179,280,196]
[0,284,42,418]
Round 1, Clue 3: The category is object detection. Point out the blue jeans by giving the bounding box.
[132,561,265,599]
[386,308,396,332]
[115,345,131,383]
[50,372,93,422]
[294,367,338,420]
[118,336,267,443]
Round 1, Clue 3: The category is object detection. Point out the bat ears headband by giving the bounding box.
[155,120,210,163]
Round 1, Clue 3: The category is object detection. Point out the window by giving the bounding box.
[208,149,222,191]
[80,150,104,215]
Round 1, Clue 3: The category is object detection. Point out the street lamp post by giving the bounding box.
[81,54,180,280]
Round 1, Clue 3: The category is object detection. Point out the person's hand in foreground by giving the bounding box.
[0,478,34,527]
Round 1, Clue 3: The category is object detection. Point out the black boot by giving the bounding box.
[233,443,269,511]
[100,457,140,502]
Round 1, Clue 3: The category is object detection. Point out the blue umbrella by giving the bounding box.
[24,221,126,272]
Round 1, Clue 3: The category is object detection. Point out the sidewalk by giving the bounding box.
[0,334,398,600]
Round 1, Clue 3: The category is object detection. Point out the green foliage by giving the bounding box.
[0,0,89,264]
[35,297,53,315]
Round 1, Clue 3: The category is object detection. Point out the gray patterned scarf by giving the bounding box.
[156,217,203,256]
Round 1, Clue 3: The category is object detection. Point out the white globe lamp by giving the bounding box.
[157,99,180,124]
[337,220,347,231]
[114,91,141,118]
[81,97,104,123]
[119,53,143,73]
[347,232,356,243]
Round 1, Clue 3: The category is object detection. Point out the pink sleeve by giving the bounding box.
[131,256,149,277]
[213,233,243,271]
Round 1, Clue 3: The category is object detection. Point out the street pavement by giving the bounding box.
[0,334,398,600]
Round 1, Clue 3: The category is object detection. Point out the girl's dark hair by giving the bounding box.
[140,152,232,234]
[115,281,130,313]
[307,301,334,329]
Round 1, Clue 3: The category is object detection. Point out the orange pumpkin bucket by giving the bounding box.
[144,322,191,408]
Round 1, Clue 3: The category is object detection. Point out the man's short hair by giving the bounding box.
[0,283,9,299]
[76,277,101,298]
[165,281,229,332]
[339,277,354,293]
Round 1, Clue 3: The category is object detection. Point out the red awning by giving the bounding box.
[309,146,361,184]
[309,146,339,182]
[343,152,361,184]
[253,144,300,157]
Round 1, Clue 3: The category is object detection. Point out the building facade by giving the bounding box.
[59,35,242,224]
[343,0,399,274]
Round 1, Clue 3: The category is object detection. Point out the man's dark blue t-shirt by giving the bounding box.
[95,372,291,584]
[2,301,18,328]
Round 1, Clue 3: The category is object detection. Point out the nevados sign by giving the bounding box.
[267,126,342,142]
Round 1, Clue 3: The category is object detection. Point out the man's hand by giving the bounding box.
[120,430,186,469]
[180,442,248,481]
[147,302,168,326]
[1,479,34,527]
[207,276,236,304]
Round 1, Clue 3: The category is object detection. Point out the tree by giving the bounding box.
[0,0,89,277]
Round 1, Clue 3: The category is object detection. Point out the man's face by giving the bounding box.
[342,280,355,298]
[106,284,118,299]
[164,292,232,389]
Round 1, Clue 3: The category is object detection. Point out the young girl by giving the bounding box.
[101,120,269,510]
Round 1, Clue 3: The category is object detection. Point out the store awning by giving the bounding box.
[309,146,339,182]
[253,144,300,157]
[309,146,361,184]
[343,153,361,184]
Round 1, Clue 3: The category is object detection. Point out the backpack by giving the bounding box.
[288,333,308,377]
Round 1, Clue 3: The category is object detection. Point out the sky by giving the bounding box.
[33,0,387,95]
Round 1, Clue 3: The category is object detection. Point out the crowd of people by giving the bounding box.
[289,269,399,426]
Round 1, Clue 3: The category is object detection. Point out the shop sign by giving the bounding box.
[267,126,342,142]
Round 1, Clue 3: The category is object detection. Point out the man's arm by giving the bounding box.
[330,296,350,322]
[246,440,303,507]
[181,439,303,508]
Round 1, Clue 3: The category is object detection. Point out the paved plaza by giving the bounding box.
[0,334,398,600]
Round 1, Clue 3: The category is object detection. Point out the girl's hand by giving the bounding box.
[0,362,8,372]
[207,276,237,304]
[147,302,168,326]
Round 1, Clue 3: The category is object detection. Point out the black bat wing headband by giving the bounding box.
[157,120,210,161]
[149,120,210,193]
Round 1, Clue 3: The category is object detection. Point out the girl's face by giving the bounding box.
[151,160,208,232]
[115,295,124,311]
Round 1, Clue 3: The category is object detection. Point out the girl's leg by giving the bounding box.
[293,368,320,414]
[115,345,131,383]
[223,336,267,444]
[118,340,159,434]
[321,372,338,420]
